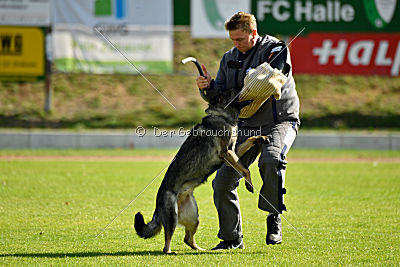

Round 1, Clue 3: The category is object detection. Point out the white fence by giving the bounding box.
[0,131,399,150]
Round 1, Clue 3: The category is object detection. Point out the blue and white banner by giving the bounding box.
[0,0,51,26]
[53,0,173,74]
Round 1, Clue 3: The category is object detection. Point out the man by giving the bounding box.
[196,12,300,250]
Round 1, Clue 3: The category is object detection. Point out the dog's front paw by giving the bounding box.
[253,136,270,145]
[262,136,270,144]
[260,136,270,144]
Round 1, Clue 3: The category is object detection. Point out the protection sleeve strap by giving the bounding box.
[266,41,291,76]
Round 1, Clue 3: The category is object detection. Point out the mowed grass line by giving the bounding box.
[0,150,399,265]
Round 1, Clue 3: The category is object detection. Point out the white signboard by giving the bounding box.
[0,0,50,26]
[191,0,250,38]
[53,0,173,74]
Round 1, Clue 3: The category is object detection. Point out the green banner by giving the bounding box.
[55,59,172,74]
[252,0,400,35]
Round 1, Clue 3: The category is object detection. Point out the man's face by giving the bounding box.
[228,29,257,53]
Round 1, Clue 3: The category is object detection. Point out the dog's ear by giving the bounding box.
[209,94,224,105]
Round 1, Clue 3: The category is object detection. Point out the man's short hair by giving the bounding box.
[225,12,257,33]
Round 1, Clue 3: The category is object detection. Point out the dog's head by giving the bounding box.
[207,90,252,121]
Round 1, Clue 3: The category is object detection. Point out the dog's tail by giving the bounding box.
[134,211,162,239]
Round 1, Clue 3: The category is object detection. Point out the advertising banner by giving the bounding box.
[53,0,173,74]
[290,33,400,76]
[0,0,50,26]
[191,0,251,38]
[253,0,400,35]
[0,26,45,80]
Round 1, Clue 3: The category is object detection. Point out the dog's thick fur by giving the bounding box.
[134,94,269,254]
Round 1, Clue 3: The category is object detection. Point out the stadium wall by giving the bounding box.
[0,131,399,150]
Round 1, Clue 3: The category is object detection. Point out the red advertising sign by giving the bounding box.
[289,33,400,76]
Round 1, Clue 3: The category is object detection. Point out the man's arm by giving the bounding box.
[196,55,227,102]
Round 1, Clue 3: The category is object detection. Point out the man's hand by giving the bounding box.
[196,64,211,89]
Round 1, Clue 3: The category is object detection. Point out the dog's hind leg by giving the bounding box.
[163,228,174,254]
[160,191,178,254]
[178,191,204,251]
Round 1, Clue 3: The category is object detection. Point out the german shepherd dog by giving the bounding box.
[134,92,269,254]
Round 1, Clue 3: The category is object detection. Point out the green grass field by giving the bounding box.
[1,149,399,265]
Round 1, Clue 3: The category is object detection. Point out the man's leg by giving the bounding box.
[212,132,261,250]
[258,121,298,244]
[212,164,243,242]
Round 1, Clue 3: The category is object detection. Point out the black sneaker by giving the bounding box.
[211,237,244,250]
[266,214,282,245]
